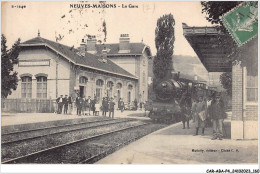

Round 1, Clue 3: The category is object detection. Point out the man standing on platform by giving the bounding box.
[68,95,73,115]
[76,94,82,116]
[134,99,138,111]
[56,95,63,114]
[120,98,124,112]
[193,96,206,136]
[86,96,91,116]
[91,97,96,116]
[102,97,107,117]
[180,92,192,129]
[210,94,225,140]
[109,97,115,119]
[63,95,69,115]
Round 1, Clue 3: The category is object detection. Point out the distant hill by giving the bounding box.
[148,55,208,81]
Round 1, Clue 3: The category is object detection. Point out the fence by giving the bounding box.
[1,99,57,113]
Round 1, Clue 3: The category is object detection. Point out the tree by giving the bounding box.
[220,72,232,96]
[201,2,242,96]
[153,14,175,80]
[201,2,242,25]
[1,34,21,98]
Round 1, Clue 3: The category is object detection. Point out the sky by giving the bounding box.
[2,1,213,56]
[2,1,222,84]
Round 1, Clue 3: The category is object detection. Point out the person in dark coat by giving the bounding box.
[63,95,69,115]
[102,97,108,117]
[120,99,124,112]
[81,95,86,115]
[210,94,225,140]
[192,96,206,136]
[56,95,63,114]
[75,94,83,116]
[109,98,115,118]
[91,98,96,116]
[134,99,138,111]
[118,98,121,110]
[180,92,192,129]
[85,96,91,116]
[68,95,73,115]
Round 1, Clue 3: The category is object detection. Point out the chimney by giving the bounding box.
[78,39,86,56]
[119,34,130,53]
[87,35,97,54]
[102,46,107,59]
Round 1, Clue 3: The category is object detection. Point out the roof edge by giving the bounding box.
[182,23,223,36]
[20,43,138,80]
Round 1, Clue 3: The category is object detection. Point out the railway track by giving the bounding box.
[79,127,148,164]
[2,118,134,145]
[2,118,112,136]
[2,121,148,164]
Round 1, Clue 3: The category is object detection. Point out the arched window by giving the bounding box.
[21,76,32,98]
[127,84,133,103]
[116,83,122,89]
[107,81,114,89]
[36,76,47,98]
[116,83,122,101]
[79,76,88,84]
[96,79,104,86]
[107,81,114,98]
[96,79,104,101]
[128,84,133,90]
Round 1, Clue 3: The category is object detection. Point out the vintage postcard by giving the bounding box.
[1,1,259,173]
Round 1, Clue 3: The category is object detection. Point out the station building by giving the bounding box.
[183,23,258,140]
[7,33,151,107]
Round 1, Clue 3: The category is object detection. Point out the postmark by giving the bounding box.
[222,1,258,47]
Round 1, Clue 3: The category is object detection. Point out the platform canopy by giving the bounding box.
[182,23,232,72]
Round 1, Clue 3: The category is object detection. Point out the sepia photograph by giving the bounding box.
[1,1,259,173]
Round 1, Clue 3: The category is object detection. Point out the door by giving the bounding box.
[80,86,84,98]
[128,91,131,103]
[96,88,102,102]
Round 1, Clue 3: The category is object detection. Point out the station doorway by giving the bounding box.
[79,86,85,98]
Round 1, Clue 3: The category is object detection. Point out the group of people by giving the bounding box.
[101,97,116,118]
[56,95,73,114]
[56,94,117,118]
[180,92,226,140]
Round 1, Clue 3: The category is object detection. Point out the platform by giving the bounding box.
[1,110,148,127]
[96,119,258,164]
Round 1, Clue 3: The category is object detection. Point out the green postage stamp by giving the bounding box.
[222,1,258,47]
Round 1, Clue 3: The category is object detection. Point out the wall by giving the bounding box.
[139,50,149,102]
[109,57,136,76]
[108,51,149,103]
[231,37,258,140]
[9,47,71,99]
[76,69,137,105]
[9,46,138,108]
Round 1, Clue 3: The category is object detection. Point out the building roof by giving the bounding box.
[20,37,138,80]
[94,43,152,56]
[182,23,232,72]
